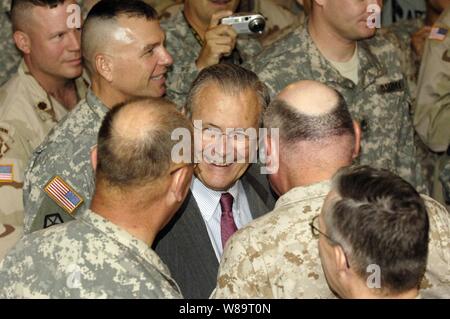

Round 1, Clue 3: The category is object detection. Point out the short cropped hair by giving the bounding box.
[11,0,65,31]
[184,64,270,124]
[324,166,429,294]
[96,98,192,189]
[264,90,354,144]
[82,0,158,75]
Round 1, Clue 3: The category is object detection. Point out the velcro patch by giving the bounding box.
[0,164,13,183]
[44,176,83,215]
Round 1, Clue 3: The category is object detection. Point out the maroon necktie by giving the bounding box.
[220,193,238,249]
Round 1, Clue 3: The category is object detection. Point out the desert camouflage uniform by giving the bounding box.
[415,8,450,209]
[23,90,108,234]
[247,25,424,191]
[212,181,450,299]
[0,209,182,298]
[161,9,263,107]
[0,60,87,260]
[0,1,20,86]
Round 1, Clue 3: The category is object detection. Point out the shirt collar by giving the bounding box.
[275,180,332,210]
[191,177,241,222]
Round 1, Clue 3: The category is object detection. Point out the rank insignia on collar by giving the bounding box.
[44,176,83,214]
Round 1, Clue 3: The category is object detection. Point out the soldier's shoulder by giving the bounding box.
[256,26,305,62]
[364,33,403,71]
[32,99,91,152]
[0,72,34,118]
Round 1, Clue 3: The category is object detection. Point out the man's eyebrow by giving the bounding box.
[141,43,156,52]
[49,29,68,37]
[203,123,221,129]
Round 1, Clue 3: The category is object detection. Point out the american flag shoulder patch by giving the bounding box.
[0,164,13,182]
[44,176,83,214]
[429,26,448,41]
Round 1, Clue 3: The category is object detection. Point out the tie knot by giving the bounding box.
[220,192,234,214]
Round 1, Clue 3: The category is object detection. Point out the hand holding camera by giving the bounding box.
[196,10,238,71]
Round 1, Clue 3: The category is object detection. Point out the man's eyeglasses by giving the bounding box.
[193,122,254,145]
[309,215,350,269]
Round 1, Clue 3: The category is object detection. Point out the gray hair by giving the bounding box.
[184,63,270,126]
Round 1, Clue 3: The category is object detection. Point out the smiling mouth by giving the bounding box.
[210,162,233,167]
[151,74,165,81]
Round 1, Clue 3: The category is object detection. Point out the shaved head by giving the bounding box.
[11,0,65,32]
[81,0,158,75]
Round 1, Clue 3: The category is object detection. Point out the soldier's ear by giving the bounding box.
[90,145,98,172]
[13,31,31,55]
[352,120,361,159]
[95,53,113,82]
[169,165,193,203]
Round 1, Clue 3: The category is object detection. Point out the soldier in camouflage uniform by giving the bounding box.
[0,99,193,298]
[23,0,173,233]
[0,0,87,260]
[317,166,431,299]
[246,0,425,192]
[415,6,450,210]
[160,0,262,107]
[212,81,450,299]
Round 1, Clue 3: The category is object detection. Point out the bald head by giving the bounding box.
[81,0,158,75]
[96,98,192,191]
[265,80,354,144]
[278,80,341,117]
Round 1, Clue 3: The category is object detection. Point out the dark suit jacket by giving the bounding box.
[153,165,276,299]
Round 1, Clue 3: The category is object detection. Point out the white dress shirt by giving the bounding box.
[191,177,253,260]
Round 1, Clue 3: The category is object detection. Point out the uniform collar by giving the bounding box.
[299,24,384,88]
[78,209,175,282]
[274,180,332,210]
[86,89,110,120]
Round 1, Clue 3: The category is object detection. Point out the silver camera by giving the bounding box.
[220,13,266,35]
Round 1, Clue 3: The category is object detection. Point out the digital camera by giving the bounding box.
[220,13,266,35]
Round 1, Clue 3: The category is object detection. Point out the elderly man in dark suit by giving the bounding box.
[154,63,275,299]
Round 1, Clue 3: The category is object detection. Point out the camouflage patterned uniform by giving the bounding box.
[0,60,87,260]
[23,90,108,234]
[441,161,450,205]
[415,8,450,209]
[0,1,20,86]
[381,18,424,98]
[212,181,450,298]
[161,9,263,107]
[247,25,424,191]
[0,209,182,298]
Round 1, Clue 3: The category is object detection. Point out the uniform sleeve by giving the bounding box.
[0,122,28,260]
[414,19,450,153]
[420,195,450,298]
[211,230,270,299]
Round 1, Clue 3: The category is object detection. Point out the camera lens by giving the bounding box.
[249,17,265,34]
